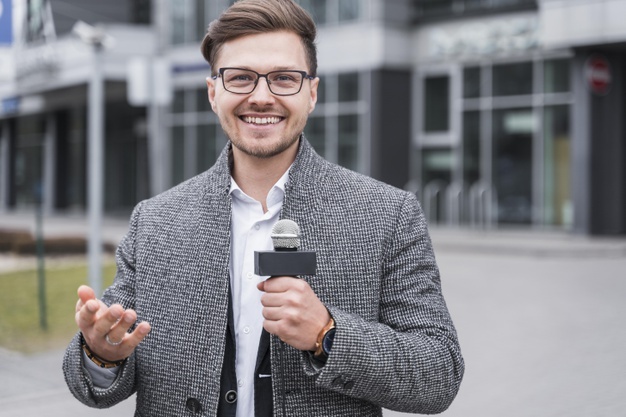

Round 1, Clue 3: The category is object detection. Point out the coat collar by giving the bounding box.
[207,135,326,232]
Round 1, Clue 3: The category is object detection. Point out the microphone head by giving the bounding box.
[271,219,300,250]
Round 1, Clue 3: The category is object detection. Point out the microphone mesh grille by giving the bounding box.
[271,219,300,249]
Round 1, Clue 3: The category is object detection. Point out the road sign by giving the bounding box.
[0,0,13,45]
[585,54,612,96]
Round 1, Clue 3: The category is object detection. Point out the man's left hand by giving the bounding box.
[257,277,329,351]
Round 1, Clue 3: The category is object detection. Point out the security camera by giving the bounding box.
[72,21,115,48]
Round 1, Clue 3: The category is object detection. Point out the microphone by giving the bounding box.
[254,219,316,277]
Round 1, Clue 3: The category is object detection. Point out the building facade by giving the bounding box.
[0,0,624,235]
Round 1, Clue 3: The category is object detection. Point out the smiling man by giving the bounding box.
[63,1,464,416]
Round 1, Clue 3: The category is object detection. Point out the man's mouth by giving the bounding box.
[240,116,283,125]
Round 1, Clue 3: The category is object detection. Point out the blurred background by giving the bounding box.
[1,0,624,235]
[0,0,625,416]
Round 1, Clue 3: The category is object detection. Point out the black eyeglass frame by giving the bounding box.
[212,67,316,96]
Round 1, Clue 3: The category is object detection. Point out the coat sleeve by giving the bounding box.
[62,201,145,408]
[305,193,464,414]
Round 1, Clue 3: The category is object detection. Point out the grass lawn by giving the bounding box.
[0,261,116,353]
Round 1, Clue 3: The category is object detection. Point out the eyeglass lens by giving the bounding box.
[222,69,305,95]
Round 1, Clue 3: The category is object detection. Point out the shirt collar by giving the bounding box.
[229,166,291,208]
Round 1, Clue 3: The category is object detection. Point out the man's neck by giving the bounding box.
[231,141,298,212]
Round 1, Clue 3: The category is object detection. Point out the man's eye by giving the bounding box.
[272,74,297,82]
[230,74,254,82]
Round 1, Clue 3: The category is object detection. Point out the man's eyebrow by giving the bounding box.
[226,66,303,71]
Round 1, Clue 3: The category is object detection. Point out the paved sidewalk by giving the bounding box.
[1,213,625,416]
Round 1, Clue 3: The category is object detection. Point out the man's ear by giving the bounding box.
[206,76,217,112]
[308,76,320,114]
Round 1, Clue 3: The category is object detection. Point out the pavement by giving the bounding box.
[1,212,625,416]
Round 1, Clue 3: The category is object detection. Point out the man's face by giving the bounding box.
[207,30,319,160]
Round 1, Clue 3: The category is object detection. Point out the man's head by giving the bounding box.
[203,1,320,161]
[201,0,317,77]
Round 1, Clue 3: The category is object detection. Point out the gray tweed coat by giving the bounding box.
[63,137,463,416]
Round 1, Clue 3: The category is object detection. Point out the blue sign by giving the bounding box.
[2,97,19,115]
[0,0,12,45]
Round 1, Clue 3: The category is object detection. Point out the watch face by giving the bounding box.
[322,328,336,355]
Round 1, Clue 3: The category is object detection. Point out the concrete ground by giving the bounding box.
[1,212,625,416]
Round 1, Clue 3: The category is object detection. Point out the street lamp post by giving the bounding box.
[73,21,113,297]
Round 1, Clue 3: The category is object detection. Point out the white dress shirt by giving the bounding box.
[84,169,289,417]
[229,169,287,416]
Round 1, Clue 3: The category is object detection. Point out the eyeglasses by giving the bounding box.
[212,67,315,96]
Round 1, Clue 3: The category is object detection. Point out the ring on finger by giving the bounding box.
[105,333,124,346]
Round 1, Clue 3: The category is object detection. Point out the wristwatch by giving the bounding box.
[314,317,336,359]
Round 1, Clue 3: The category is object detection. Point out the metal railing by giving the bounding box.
[421,180,497,228]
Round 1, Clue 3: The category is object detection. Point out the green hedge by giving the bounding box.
[0,229,116,255]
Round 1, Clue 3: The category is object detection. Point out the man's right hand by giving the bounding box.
[75,285,151,362]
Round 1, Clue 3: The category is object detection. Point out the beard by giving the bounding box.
[223,105,308,159]
[229,129,301,159]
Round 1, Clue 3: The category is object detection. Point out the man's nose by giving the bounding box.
[248,76,275,104]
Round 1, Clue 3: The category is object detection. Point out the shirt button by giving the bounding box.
[243,326,250,334]
[238,379,244,387]
[254,224,260,230]
[246,272,254,279]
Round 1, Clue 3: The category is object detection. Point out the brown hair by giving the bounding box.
[200,0,317,76]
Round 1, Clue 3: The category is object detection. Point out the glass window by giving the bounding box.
[304,116,326,157]
[493,108,534,224]
[66,107,86,209]
[463,0,485,11]
[421,148,453,222]
[338,0,360,21]
[196,88,211,112]
[173,89,186,114]
[463,111,480,186]
[338,72,359,102]
[544,59,570,94]
[338,114,358,170]
[197,124,217,174]
[422,148,452,185]
[171,126,186,186]
[543,105,571,226]
[418,0,454,16]
[196,0,207,41]
[132,0,152,24]
[493,62,533,96]
[298,0,327,25]
[170,0,189,45]
[14,115,45,207]
[463,67,481,98]
[424,76,449,132]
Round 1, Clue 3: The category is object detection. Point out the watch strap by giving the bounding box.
[314,316,335,357]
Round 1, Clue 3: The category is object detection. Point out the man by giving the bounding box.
[63,0,464,416]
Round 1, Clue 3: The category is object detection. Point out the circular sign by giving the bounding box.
[585,54,612,96]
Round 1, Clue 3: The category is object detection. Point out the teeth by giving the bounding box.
[242,116,281,125]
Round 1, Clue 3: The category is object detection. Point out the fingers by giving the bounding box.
[73,285,152,362]
[75,285,96,313]
[256,277,328,351]
[257,276,303,293]
[103,309,137,345]
[81,306,151,362]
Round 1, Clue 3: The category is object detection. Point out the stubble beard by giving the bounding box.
[225,110,308,159]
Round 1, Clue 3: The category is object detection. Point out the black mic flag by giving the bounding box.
[254,219,316,277]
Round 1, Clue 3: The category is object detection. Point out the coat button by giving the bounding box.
[186,397,202,413]
[344,380,355,390]
[225,390,238,403]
